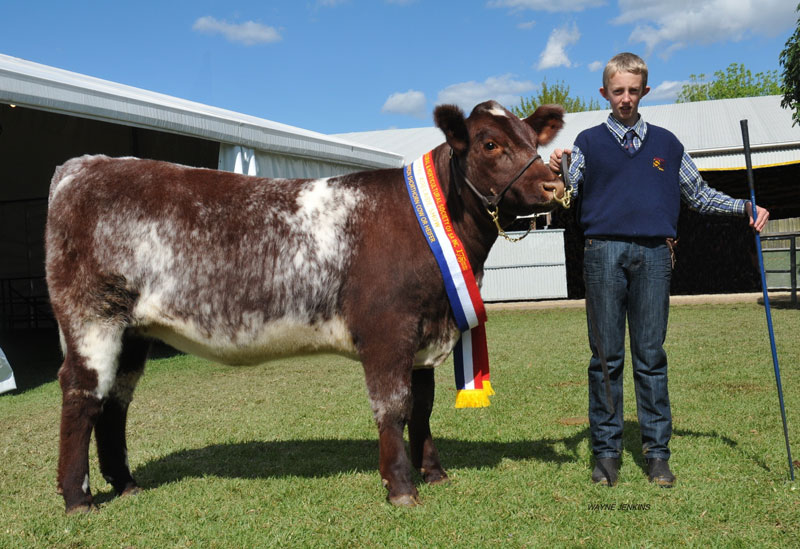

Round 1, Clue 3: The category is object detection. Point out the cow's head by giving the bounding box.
[434,100,565,218]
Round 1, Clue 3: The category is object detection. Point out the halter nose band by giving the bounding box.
[450,150,541,211]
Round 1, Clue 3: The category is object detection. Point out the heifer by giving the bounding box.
[46,100,565,513]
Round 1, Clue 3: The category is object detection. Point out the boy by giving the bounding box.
[549,52,768,487]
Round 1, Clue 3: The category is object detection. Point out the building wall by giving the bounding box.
[0,104,220,328]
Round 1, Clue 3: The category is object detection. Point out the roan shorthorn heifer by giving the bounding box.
[46,100,565,513]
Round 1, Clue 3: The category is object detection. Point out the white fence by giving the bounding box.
[481,229,568,302]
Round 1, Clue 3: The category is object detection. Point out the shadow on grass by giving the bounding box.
[761,298,800,310]
[621,423,742,475]
[131,437,574,488]
[0,328,62,392]
[0,328,182,395]
[129,422,741,490]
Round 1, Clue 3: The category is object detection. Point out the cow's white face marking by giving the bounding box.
[487,106,509,118]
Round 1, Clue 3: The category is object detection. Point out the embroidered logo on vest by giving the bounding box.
[653,157,666,172]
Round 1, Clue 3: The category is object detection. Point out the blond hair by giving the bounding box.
[603,52,648,90]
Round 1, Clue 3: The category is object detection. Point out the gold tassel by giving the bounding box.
[482,380,495,396]
[454,389,491,408]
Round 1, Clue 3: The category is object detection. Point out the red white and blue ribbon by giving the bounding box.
[403,151,493,408]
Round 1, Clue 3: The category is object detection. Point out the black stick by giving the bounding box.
[740,119,794,481]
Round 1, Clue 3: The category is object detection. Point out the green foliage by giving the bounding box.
[779,3,800,126]
[676,63,781,103]
[512,79,602,117]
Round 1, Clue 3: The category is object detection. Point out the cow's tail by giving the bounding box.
[48,155,103,203]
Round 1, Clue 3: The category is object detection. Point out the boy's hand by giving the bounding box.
[549,148,570,175]
[746,202,770,233]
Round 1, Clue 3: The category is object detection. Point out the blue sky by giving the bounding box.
[1,1,796,134]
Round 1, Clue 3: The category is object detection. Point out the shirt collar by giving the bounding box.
[606,114,647,142]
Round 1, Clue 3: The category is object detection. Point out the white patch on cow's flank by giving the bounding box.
[131,222,177,277]
[82,474,90,494]
[294,178,362,261]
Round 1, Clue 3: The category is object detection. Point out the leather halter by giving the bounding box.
[449,148,541,213]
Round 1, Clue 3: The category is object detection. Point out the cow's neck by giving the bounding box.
[431,146,498,272]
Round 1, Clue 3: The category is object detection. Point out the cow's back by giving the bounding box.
[45,155,372,364]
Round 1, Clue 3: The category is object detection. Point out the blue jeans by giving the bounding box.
[583,237,673,461]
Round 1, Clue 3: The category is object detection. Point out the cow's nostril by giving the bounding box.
[544,180,565,194]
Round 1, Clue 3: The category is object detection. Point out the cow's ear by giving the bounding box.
[434,104,469,154]
[524,104,565,146]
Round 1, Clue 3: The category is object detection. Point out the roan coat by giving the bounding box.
[46,100,565,513]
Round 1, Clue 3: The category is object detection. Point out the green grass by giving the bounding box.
[1,303,798,548]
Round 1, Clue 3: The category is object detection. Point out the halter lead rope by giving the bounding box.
[450,149,571,242]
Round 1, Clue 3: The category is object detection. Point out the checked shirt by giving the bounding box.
[567,114,748,216]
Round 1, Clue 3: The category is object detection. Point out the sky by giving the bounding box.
[1,1,797,134]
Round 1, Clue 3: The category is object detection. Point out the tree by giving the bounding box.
[779,3,800,126]
[512,79,602,117]
[676,63,781,103]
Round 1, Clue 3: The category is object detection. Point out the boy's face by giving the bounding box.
[600,71,650,127]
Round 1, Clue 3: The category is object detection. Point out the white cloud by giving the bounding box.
[645,80,687,103]
[613,0,797,57]
[517,20,536,30]
[382,90,427,119]
[436,74,535,113]
[588,60,604,72]
[193,17,282,46]
[488,0,605,12]
[536,23,581,70]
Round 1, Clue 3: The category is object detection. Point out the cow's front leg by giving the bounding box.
[409,368,448,484]
[362,354,418,506]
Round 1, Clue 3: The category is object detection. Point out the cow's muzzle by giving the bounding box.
[544,179,570,209]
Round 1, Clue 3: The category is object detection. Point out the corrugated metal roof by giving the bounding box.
[335,96,800,171]
[336,127,446,167]
[0,54,403,170]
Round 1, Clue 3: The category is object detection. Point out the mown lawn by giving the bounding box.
[1,303,798,548]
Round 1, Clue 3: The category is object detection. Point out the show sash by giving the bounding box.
[402,151,493,408]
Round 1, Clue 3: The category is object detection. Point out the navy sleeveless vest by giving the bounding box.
[575,123,683,238]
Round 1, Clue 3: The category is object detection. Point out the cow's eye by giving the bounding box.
[485,141,497,151]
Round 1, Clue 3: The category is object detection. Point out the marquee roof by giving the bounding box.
[0,54,403,171]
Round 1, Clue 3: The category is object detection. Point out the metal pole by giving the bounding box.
[740,119,795,481]
[791,235,797,306]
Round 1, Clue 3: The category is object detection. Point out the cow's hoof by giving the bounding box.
[421,468,449,485]
[65,503,96,515]
[120,485,142,497]
[388,493,421,507]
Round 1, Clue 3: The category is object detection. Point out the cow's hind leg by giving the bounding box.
[95,333,149,499]
[57,323,125,514]
[408,368,448,485]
